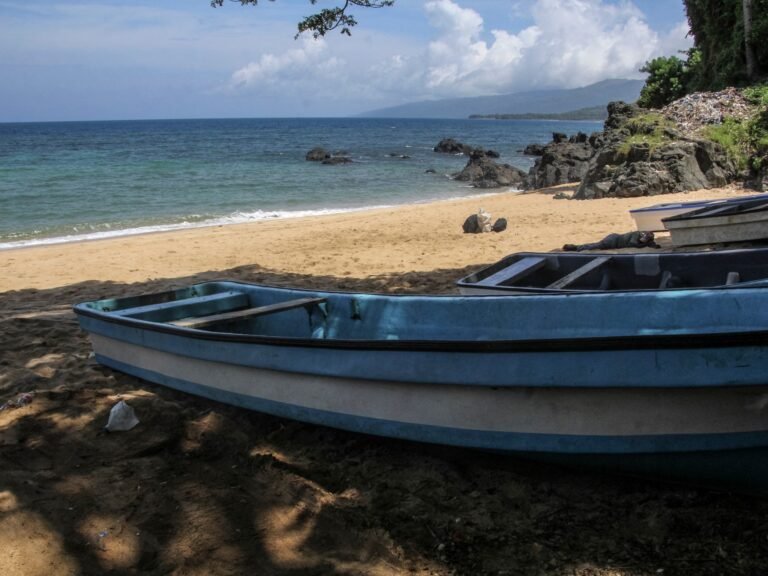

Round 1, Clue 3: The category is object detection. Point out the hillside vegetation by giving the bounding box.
[637,1,768,180]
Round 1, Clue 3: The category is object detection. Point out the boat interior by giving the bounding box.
[459,250,768,293]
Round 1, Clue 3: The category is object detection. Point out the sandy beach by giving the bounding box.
[2,184,768,575]
[0,184,753,293]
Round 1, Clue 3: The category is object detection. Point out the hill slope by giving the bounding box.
[361,79,644,119]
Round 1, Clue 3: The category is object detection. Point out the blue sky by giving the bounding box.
[0,0,692,122]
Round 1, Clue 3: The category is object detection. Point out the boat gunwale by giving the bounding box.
[73,300,768,353]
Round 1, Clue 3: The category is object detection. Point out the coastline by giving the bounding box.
[0,183,752,293]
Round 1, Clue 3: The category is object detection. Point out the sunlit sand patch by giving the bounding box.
[25,353,66,378]
[0,509,80,576]
[40,411,98,432]
[25,353,65,369]
[249,445,305,467]
[261,503,319,568]
[77,513,141,571]
[260,501,408,574]
[0,490,19,512]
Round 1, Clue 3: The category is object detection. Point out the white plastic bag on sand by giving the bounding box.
[105,400,139,432]
[477,208,492,233]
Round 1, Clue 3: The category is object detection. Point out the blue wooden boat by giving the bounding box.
[74,281,768,491]
[457,248,768,295]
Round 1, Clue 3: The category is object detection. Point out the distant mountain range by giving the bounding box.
[360,79,644,119]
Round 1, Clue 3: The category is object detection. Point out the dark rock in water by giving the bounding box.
[434,138,474,155]
[321,156,352,165]
[462,213,482,233]
[492,218,507,232]
[523,144,545,156]
[387,153,411,159]
[306,147,330,161]
[482,148,501,158]
[454,149,527,189]
[425,168,437,174]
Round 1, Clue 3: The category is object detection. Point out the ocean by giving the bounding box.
[0,117,602,249]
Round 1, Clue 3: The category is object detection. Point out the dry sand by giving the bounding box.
[2,184,768,576]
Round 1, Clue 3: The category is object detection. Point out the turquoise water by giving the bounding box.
[0,117,601,248]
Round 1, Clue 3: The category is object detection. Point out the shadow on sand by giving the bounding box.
[1,265,767,575]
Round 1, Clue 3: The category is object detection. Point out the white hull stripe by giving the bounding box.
[92,334,768,441]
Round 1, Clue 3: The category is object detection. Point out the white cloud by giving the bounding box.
[418,0,688,96]
[231,37,335,88]
[224,0,693,109]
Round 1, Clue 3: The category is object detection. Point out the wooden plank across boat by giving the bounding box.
[456,248,768,295]
[74,280,768,491]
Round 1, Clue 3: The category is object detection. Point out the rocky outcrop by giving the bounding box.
[526,132,597,189]
[574,104,735,199]
[522,143,545,156]
[454,149,527,189]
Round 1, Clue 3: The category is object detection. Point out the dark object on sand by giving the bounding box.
[492,218,507,232]
[562,231,659,252]
[462,213,482,234]
[463,211,506,233]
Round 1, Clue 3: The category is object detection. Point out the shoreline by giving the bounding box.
[0,188,511,252]
[0,184,753,293]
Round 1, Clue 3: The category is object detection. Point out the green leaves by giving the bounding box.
[211,0,395,38]
[637,56,689,109]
